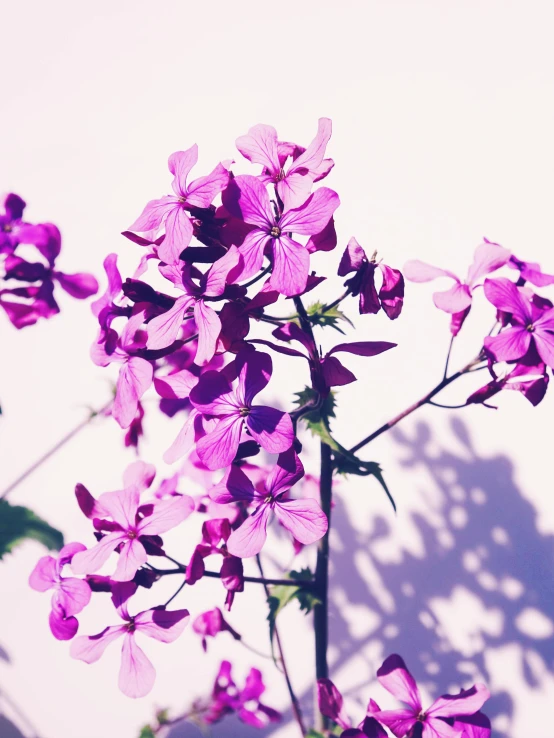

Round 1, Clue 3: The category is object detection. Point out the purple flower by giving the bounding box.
[204,660,281,728]
[372,654,491,738]
[70,582,189,698]
[145,245,241,365]
[317,678,386,738]
[508,254,554,287]
[192,607,241,651]
[128,145,229,265]
[29,542,92,640]
[483,278,554,367]
[467,355,549,408]
[71,462,194,581]
[404,240,510,335]
[236,118,334,209]
[210,448,328,558]
[339,237,405,319]
[231,174,339,296]
[189,349,294,471]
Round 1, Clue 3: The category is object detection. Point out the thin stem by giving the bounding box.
[164,577,186,607]
[0,399,112,500]
[349,356,482,455]
[243,263,272,289]
[155,561,314,588]
[443,335,455,381]
[320,287,350,314]
[314,441,333,733]
[428,400,468,410]
[256,555,307,738]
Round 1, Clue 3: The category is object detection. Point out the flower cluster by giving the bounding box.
[318,654,491,738]
[0,193,98,328]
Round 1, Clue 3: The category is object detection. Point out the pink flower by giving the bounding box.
[210,448,328,558]
[71,462,194,581]
[29,542,91,640]
[145,245,241,365]
[483,278,554,367]
[189,349,294,471]
[372,654,490,738]
[70,582,189,698]
[231,174,339,296]
[317,678,386,738]
[236,118,334,209]
[404,240,510,335]
[129,145,229,265]
[192,607,241,651]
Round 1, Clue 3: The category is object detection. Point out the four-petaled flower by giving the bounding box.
[29,542,91,640]
[210,448,328,558]
[70,582,189,698]
[189,349,294,471]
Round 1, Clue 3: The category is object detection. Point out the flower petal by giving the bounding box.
[112,539,148,582]
[227,504,271,558]
[466,241,510,286]
[158,206,193,265]
[403,260,458,284]
[236,125,280,173]
[209,464,256,504]
[279,187,340,235]
[196,414,244,470]
[234,174,274,228]
[237,229,269,282]
[247,406,294,454]
[134,607,190,643]
[433,283,472,314]
[146,295,193,350]
[270,235,310,296]
[426,684,490,719]
[119,634,156,698]
[371,709,417,737]
[58,577,92,616]
[97,486,140,529]
[203,245,241,297]
[70,625,125,663]
[128,196,176,232]
[164,409,201,463]
[113,357,153,429]
[186,162,229,208]
[169,146,198,197]
[376,654,422,710]
[274,498,328,544]
[266,448,304,496]
[29,556,57,591]
[317,678,350,729]
[71,532,127,576]
[483,278,532,324]
[138,495,194,535]
[235,349,273,405]
[484,327,530,362]
[194,300,222,366]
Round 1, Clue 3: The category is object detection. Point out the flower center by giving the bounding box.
[417,711,426,722]
[276,168,286,182]
[2,224,12,233]
[526,323,535,333]
[127,530,138,539]
[270,226,281,238]
[126,620,136,633]
[239,407,250,417]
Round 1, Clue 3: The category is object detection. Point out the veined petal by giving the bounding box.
[433,283,472,314]
[484,327,530,362]
[194,301,222,366]
[534,328,554,369]
[266,448,304,496]
[122,461,156,493]
[247,406,294,454]
[186,162,229,208]
[317,678,350,730]
[209,464,256,504]
[483,278,532,324]
[204,245,241,297]
[138,495,194,535]
[49,610,79,641]
[453,712,491,738]
[154,368,198,399]
[227,504,271,558]
[134,607,190,643]
[196,414,244,470]
[128,196,177,232]
[158,206,193,265]
[164,409,200,464]
[236,124,280,173]
[279,187,340,235]
[237,229,269,282]
[277,173,314,210]
[71,532,127,575]
[338,237,366,276]
[98,486,140,529]
[189,369,239,415]
[147,295,194,350]
[403,260,459,284]
[236,349,272,405]
[376,654,422,710]
[234,175,274,228]
[274,498,328,544]
[58,577,92,616]
[70,625,125,663]
[119,634,156,698]
[427,684,490,719]
[371,709,417,737]
[29,556,57,591]
[169,146,198,196]
[113,358,153,429]
[466,241,510,286]
[422,718,463,738]
[288,118,332,177]
[112,539,147,582]
[269,235,310,297]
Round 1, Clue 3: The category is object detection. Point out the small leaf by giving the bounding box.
[266,568,318,662]
[307,301,353,334]
[138,727,156,738]
[306,731,327,738]
[0,500,64,559]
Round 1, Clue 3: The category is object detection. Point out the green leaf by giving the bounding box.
[0,500,64,559]
[306,301,353,334]
[138,727,156,738]
[266,568,319,662]
[306,731,327,738]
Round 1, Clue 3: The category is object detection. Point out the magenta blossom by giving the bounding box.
[189,349,294,471]
[72,461,194,581]
[404,240,510,335]
[236,118,334,209]
[29,542,91,640]
[145,245,241,365]
[338,237,405,319]
[317,678,386,738]
[372,654,491,738]
[210,448,328,558]
[70,582,189,698]
[204,660,281,728]
[483,278,554,367]
[231,174,339,296]
[192,607,241,651]
[128,145,229,265]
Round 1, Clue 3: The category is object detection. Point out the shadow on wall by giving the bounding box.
[271,416,554,737]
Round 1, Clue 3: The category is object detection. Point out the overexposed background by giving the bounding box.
[1,2,554,737]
